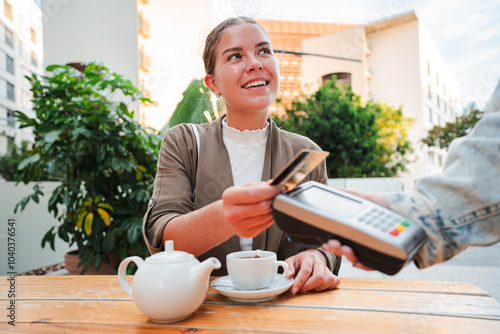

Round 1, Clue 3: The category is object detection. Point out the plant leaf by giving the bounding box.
[84,212,94,235]
[94,253,101,271]
[97,202,113,211]
[76,212,86,229]
[97,208,111,227]
[45,129,64,144]
[17,153,40,170]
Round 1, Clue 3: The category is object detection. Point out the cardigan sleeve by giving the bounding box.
[143,124,197,254]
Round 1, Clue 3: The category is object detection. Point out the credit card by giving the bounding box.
[271,149,329,190]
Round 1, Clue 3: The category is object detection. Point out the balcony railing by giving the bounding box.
[139,51,150,72]
[4,0,13,22]
[7,117,15,128]
[138,14,150,39]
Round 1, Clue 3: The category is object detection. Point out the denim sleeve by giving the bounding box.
[383,81,500,268]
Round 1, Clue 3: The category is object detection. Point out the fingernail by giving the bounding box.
[292,287,298,294]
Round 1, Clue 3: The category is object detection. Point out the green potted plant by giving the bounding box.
[0,140,31,181]
[14,62,160,274]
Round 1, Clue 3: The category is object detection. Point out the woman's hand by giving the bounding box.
[221,181,285,238]
[285,250,340,294]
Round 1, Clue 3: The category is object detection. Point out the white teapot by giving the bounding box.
[118,240,221,323]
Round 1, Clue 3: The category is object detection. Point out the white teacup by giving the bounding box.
[226,250,289,291]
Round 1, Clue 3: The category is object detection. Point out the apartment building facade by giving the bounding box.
[0,0,43,155]
[300,12,461,184]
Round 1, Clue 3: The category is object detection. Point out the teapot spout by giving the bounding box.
[190,257,221,285]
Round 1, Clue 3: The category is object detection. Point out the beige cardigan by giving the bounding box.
[143,116,340,276]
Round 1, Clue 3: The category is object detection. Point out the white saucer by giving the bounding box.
[211,275,294,303]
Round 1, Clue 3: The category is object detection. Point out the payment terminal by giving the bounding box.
[270,151,427,275]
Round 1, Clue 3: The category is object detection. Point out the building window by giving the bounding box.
[436,73,439,86]
[6,108,15,127]
[30,51,37,67]
[5,26,14,48]
[6,54,14,74]
[427,152,435,165]
[428,84,432,100]
[437,95,440,108]
[6,81,14,101]
[4,0,13,22]
[30,27,36,44]
[322,72,352,87]
[427,61,430,75]
[443,83,446,95]
[429,107,433,123]
[438,155,444,167]
[437,114,441,126]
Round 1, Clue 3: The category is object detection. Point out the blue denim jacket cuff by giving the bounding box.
[383,191,451,269]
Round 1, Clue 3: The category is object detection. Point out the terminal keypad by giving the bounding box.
[357,207,411,236]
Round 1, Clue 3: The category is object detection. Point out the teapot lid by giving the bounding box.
[147,240,194,264]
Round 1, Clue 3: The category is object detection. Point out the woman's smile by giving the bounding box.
[242,79,269,89]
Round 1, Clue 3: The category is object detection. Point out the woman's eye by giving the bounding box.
[258,47,272,55]
[227,53,241,61]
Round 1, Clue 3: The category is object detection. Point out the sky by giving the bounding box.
[242,0,500,110]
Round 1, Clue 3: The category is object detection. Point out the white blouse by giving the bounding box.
[222,119,269,251]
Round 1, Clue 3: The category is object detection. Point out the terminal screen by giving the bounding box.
[294,186,363,218]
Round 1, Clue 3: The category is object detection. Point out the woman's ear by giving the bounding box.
[205,74,219,96]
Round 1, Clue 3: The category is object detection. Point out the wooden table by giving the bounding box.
[1,275,500,333]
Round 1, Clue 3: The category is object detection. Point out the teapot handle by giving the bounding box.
[118,256,145,296]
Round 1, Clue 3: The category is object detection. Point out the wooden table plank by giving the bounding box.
[3,275,488,295]
[0,323,263,334]
[1,275,130,286]
[1,300,499,334]
[0,323,237,334]
[336,278,488,295]
[4,284,499,320]
[2,276,500,334]
[1,284,131,300]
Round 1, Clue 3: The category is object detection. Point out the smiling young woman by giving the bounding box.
[143,17,342,295]
[204,22,279,130]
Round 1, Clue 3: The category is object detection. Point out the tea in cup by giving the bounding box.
[226,250,289,291]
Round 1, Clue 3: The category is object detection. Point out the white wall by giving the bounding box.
[368,20,422,138]
[367,19,426,182]
[328,177,404,192]
[302,26,368,101]
[42,0,140,87]
[0,181,75,275]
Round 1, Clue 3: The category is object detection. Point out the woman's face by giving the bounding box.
[205,23,279,117]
